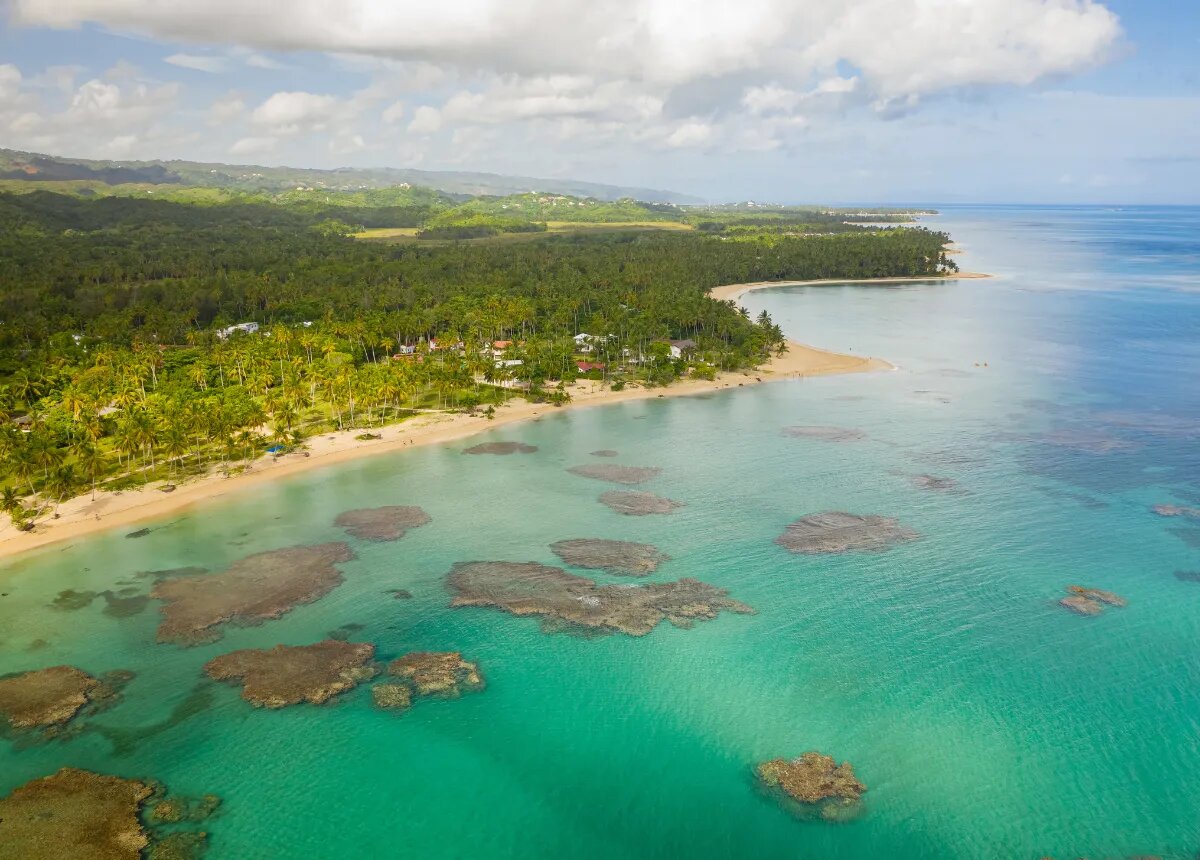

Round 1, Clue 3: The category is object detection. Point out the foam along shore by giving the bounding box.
[0,275,967,561]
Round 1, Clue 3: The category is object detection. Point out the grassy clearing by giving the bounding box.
[354,221,694,244]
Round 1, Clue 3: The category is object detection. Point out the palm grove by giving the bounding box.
[0,190,955,528]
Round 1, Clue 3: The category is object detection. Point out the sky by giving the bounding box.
[0,0,1197,204]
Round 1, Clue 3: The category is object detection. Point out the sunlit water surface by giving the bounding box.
[2,206,1199,859]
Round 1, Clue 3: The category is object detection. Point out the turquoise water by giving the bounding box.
[3,206,1200,858]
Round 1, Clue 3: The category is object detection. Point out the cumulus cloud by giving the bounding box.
[251,90,339,134]
[381,100,405,124]
[407,105,442,134]
[230,136,277,156]
[9,0,1120,92]
[0,65,183,156]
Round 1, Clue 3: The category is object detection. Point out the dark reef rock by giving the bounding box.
[447,561,753,637]
[1152,504,1200,519]
[1059,585,1126,616]
[52,589,150,618]
[599,491,684,516]
[775,513,919,554]
[1173,570,1200,583]
[550,538,670,576]
[152,542,354,646]
[335,506,430,541]
[0,666,129,734]
[204,640,377,709]
[371,683,412,711]
[0,768,154,859]
[909,474,958,491]
[125,528,151,539]
[756,752,866,821]
[1038,429,1139,455]
[568,464,662,485]
[782,426,866,442]
[0,666,102,730]
[463,441,538,455]
[388,589,414,600]
[387,652,484,697]
[0,768,216,860]
[590,450,619,458]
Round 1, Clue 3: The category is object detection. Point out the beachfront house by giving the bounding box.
[669,339,698,359]
[576,360,606,373]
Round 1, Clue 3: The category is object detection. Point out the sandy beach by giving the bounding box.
[0,274,986,560]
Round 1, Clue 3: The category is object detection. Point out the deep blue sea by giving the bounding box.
[2,206,1199,858]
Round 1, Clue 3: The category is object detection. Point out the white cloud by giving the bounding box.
[0,64,21,100]
[329,132,366,155]
[665,120,713,148]
[164,53,227,73]
[10,0,1120,96]
[251,90,339,134]
[230,136,277,156]
[407,105,442,134]
[381,100,405,124]
[244,53,287,70]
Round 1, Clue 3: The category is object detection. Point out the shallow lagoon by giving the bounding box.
[2,206,1200,858]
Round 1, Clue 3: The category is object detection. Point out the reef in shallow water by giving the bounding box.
[463,441,538,455]
[782,425,867,442]
[590,449,619,457]
[567,464,663,485]
[0,768,217,860]
[549,538,670,576]
[447,561,753,636]
[756,752,866,822]
[152,543,355,646]
[0,666,131,739]
[598,491,684,516]
[1152,503,1200,519]
[334,506,430,541]
[203,640,377,708]
[775,512,920,554]
[51,588,150,618]
[1059,585,1127,617]
[386,651,484,697]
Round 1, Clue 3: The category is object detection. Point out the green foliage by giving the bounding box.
[0,188,954,512]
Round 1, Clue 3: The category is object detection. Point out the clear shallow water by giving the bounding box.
[3,206,1200,859]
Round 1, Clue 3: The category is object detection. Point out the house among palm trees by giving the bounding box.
[216,322,260,340]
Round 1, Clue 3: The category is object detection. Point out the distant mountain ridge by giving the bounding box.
[0,148,703,204]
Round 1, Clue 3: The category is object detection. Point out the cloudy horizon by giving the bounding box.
[1,0,1197,204]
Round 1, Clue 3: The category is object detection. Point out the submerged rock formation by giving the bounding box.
[756,752,866,821]
[1152,504,1200,519]
[775,512,920,554]
[463,441,538,455]
[782,426,867,442]
[204,640,376,709]
[599,491,684,516]
[335,506,430,541]
[909,474,958,491]
[567,464,662,485]
[51,588,149,618]
[0,662,129,729]
[152,542,354,646]
[549,538,670,576]
[371,683,412,711]
[1174,570,1200,583]
[590,450,619,457]
[1059,585,1127,616]
[387,652,484,697]
[447,561,753,636]
[0,769,216,860]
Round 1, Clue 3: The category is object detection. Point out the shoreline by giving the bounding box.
[0,272,985,561]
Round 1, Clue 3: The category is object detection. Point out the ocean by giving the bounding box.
[2,205,1199,858]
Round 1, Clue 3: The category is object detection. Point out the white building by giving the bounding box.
[216,322,260,340]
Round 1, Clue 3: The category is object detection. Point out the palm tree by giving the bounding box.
[71,441,107,501]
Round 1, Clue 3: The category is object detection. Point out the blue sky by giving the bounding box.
[1,0,1197,203]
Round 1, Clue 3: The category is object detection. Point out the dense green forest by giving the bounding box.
[0,186,954,527]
